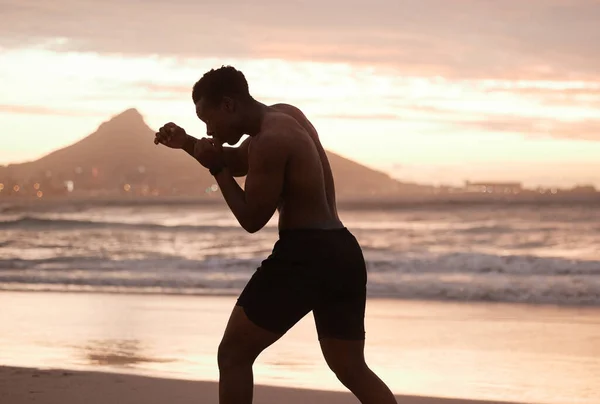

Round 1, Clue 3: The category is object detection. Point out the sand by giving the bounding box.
[2,292,599,404]
[0,366,524,404]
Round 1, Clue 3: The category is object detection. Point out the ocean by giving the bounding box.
[1,201,600,404]
[0,201,599,306]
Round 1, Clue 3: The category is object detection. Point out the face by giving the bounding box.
[195,97,244,145]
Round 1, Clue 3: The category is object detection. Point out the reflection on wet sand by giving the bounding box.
[80,339,173,367]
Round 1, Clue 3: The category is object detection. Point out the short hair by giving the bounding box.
[192,65,252,106]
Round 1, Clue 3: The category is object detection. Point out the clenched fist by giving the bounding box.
[154,122,187,149]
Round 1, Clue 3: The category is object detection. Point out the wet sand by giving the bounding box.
[0,366,525,404]
[1,292,599,404]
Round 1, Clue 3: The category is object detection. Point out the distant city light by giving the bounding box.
[33,183,40,190]
[210,184,218,192]
[13,185,20,192]
[0,183,3,191]
[36,191,43,198]
[124,184,131,192]
[65,181,74,192]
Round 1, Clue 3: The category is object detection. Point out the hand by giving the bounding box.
[154,122,187,149]
[194,138,226,171]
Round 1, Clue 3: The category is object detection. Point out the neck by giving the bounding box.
[243,100,267,136]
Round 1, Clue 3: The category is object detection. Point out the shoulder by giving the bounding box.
[270,110,302,126]
[262,112,306,139]
[248,111,306,156]
[246,130,288,164]
[269,103,306,118]
[250,130,289,154]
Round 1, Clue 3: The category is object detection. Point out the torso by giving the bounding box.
[251,103,342,231]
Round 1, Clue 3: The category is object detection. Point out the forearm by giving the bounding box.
[182,135,246,176]
[214,168,259,232]
[182,134,200,162]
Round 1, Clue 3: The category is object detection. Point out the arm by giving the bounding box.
[213,133,287,233]
[183,135,251,177]
[221,137,251,177]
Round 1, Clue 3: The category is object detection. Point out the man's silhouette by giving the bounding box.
[155,65,397,404]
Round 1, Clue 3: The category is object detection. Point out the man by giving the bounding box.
[154,65,397,404]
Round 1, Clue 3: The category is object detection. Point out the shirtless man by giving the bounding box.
[154,66,397,404]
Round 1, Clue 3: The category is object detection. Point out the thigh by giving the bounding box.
[236,256,320,335]
[313,243,367,341]
[313,250,367,340]
[313,288,366,340]
[220,305,282,361]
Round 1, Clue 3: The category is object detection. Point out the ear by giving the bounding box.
[222,96,235,113]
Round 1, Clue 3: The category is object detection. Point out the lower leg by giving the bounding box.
[320,338,397,404]
[217,306,284,404]
[219,360,254,404]
[339,364,397,404]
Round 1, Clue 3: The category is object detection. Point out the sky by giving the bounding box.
[1,0,599,188]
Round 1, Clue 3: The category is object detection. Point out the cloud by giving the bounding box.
[0,104,101,117]
[484,86,600,97]
[1,0,599,80]
[128,75,600,143]
[455,116,600,141]
[477,81,600,108]
[138,83,191,95]
[315,113,402,121]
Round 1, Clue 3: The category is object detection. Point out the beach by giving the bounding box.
[0,366,523,404]
[1,291,599,404]
[1,366,530,404]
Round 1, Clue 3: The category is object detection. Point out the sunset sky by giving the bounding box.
[1,0,599,187]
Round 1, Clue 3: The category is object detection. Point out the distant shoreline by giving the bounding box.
[1,193,599,211]
[1,287,599,308]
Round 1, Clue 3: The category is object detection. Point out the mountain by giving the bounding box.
[0,109,427,199]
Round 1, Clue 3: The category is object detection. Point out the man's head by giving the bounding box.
[192,66,253,145]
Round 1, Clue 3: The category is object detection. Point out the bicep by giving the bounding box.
[223,137,251,177]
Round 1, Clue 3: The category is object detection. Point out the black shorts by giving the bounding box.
[237,227,367,340]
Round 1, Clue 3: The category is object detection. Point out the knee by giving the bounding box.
[217,340,255,371]
[327,358,370,386]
